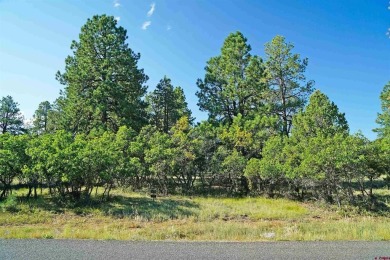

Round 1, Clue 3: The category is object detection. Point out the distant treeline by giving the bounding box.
[1,15,389,209]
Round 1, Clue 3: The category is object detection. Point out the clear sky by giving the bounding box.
[0,0,389,139]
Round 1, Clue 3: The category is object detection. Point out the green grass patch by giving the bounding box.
[192,197,308,221]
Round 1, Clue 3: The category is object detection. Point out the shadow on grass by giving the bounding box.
[18,194,199,221]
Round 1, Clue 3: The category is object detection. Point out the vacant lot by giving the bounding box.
[0,189,389,241]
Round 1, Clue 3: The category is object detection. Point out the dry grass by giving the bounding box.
[0,188,389,241]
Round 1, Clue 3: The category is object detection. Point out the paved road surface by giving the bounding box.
[0,239,389,259]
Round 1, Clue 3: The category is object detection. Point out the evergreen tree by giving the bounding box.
[32,101,52,134]
[292,90,349,138]
[56,15,148,133]
[146,76,192,133]
[0,96,24,134]
[196,32,266,124]
[264,35,314,136]
[374,81,390,138]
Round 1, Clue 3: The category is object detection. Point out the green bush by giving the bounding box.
[1,194,19,213]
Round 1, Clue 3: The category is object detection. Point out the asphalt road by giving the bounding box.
[0,239,389,259]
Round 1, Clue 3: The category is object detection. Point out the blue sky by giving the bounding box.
[0,0,389,139]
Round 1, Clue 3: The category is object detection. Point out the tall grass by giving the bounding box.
[192,197,308,221]
[0,188,389,241]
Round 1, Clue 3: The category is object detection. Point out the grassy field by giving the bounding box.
[0,188,389,241]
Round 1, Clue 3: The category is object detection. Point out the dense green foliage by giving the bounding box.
[196,32,266,124]
[0,134,29,197]
[31,101,52,135]
[146,76,192,133]
[0,15,388,211]
[375,81,390,138]
[264,35,314,136]
[55,15,148,134]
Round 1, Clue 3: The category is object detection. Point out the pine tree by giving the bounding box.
[56,15,148,133]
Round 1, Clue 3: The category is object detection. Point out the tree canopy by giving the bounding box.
[1,19,388,211]
[375,81,390,138]
[264,35,314,136]
[146,76,192,133]
[196,32,266,124]
[56,15,148,134]
[32,101,52,135]
[0,96,24,135]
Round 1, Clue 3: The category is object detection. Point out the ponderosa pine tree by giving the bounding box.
[32,101,52,135]
[0,96,24,134]
[56,15,148,134]
[196,32,266,124]
[264,36,314,136]
[146,76,192,133]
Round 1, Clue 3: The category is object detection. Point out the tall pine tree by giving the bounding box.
[264,36,314,136]
[32,101,52,135]
[56,15,148,134]
[196,32,266,124]
[0,96,24,134]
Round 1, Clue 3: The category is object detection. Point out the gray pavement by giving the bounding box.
[0,239,389,259]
